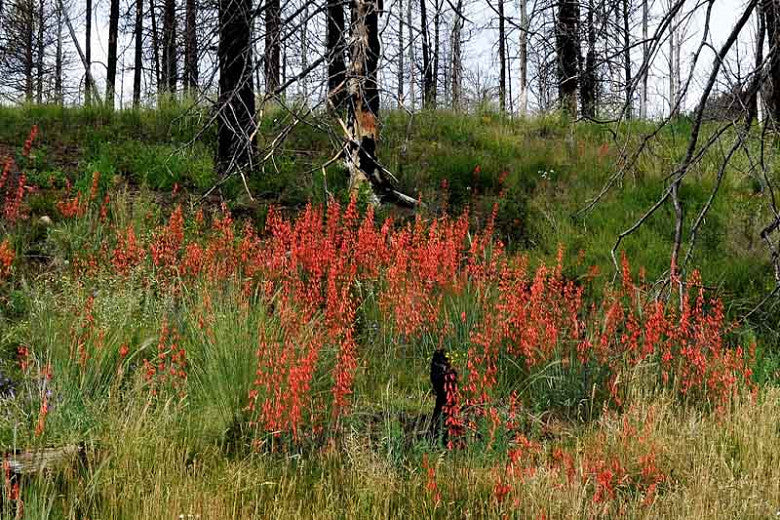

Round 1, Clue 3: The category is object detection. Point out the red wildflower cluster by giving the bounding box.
[143,319,187,397]
[50,189,754,448]
[0,238,14,280]
[22,125,38,158]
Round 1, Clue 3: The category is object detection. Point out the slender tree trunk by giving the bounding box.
[162,0,177,93]
[264,0,280,94]
[450,0,463,109]
[150,0,161,91]
[751,6,765,123]
[420,0,434,107]
[326,0,346,107]
[497,0,506,111]
[85,0,92,104]
[518,0,528,115]
[184,0,197,92]
[622,0,632,118]
[639,0,648,118]
[55,1,63,103]
[432,0,440,106]
[408,0,416,109]
[217,0,256,170]
[133,0,143,106]
[581,0,597,117]
[106,0,120,105]
[35,0,44,103]
[398,0,404,105]
[555,0,580,117]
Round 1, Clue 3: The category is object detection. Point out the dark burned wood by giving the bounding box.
[4,444,85,476]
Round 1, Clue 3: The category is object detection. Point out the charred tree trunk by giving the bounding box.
[555,0,580,117]
[184,0,197,92]
[398,0,404,106]
[639,0,648,118]
[264,0,280,94]
[35,0,43,103]
[106,0,120,105]
[326,0,347,108]
[55,1,63,103]
[497,0,506,111]
[217,0,256,171]
[85,0,92,104]
[581,0,597,118]
[346,0,415,206]
[419,0,434,107]
[622,0,632,118]
[750,6,765,123]
[451,0,463,109]
[161,0,177,93]
[764,0,780,122]
[432,0,440,106]
[133,0,143,106]
[150,0,161,91]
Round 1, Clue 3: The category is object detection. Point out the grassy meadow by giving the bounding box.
[0,104,779,519]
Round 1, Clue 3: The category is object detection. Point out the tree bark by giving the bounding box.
[184,0,197,92]
[555,0,580,117]
[85,0,92,104]
[347,0,414,206]
[518,0,528,115]
[581,0,597,117]
[639,0,648,118]
[35,0,44,103]
[150,0,161,91]
[161,0,177,93]
[217,0,256,171]
[497,0,506,111]
[398,0,404,106]
[622,0,632,118]
[264,0,280,94]
[106,0,120,105]
[420,0,434,107]
[55,0,63,103]
[450,0,463,109]
[133,0,143,106]
[326,0,346,107]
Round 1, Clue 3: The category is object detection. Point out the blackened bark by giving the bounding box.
[85,0,92,104]
[161,0,177,92]
[133,0,143,106]
[420,0,434,107]
[622,0,632,118]
[150,0,161,90]
[556,0,580,117]
[326,0,347,107]
[35,0,43,103]
[184,0,197,91]
[217,0,256,170]
[581,0,597,118]
[106,0,120,105]
[264,0,280,93]
[498,0,506,111]
[764,0,780,122]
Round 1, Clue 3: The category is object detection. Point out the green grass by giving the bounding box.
[2,105,780,518]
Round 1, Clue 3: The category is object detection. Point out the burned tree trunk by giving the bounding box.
[85,0,92,104]
[264,0,280,94]
[217,0,256,171]
[555,0,580,117]
[326,0,347,108]
[346,0,415,206]
[106,0,120,105]
[419,0,434,107]
[498,0,506,111]
[133,0,143,106]
[763,0,780,122]
[161,0,177,93]
[581,0,597,118]
[184,0,198,92]
[429,349,458,445]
